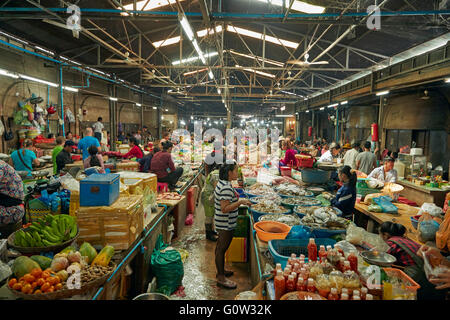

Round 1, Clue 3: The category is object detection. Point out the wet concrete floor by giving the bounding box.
[170,200,253,300]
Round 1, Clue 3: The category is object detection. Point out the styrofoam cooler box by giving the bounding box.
[80,173,120,206]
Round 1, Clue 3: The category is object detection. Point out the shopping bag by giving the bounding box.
[150,234,184,295]
[372,196,398,214]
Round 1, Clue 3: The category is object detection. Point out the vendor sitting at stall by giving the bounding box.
[138,146,159,173]
[331,165,357,219]
[0,160,25,238]
[55,140,75,174]
[122,137,144,159]
[9,139,40,177]
[151,141,183,191]
[279,139,298,168]
[52,136,65,175]
[368,156,398,183]
[84,145,106,174]
[318,142,341,162]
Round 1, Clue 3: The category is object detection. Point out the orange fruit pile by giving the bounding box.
[9,268,64,294]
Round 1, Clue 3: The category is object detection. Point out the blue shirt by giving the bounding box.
[78,136,100,160]
[10,149,36,176]
[331,183,356,217]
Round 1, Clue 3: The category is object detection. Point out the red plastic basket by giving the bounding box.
[280,166,292,177]
[71,155,81,161]
[296,157,314,168]
[33,138,56,144]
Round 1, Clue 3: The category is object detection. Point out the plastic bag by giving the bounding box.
[0,260,12,283]
[346,224,365,245]
[373,196,398,214]
[436,209,450,251]
[418,220,440,242]
[150,234,184,295]
[418,203,443,217]
[285,225,311,240]
[368,204,382,213]
[422,251,449,281]
[60,174,80,192]
[334,240,358,255]
[364,193,383,205]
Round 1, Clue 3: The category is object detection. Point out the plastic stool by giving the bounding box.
[157,182,168,193]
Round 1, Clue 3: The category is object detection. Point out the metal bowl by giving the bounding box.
[360,250,397,267]
[133,293,170,300]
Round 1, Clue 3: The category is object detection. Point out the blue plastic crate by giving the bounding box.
[268,238,336,269]
[80,173,120,207]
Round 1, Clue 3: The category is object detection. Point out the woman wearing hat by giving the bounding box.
[368,156,398,183]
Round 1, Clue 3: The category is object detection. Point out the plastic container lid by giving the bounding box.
[330,288,337,294]
[276,270,283,277]
[366,294,373,300]
[341,288,348,295]
[353,290,360,296]
[352,295,361,300]
[361,287,368,294]
[291,253,297,258]
[288,275,294,281]
[340,293,349,300]
[276,263,282,269]
[291,272,297,277]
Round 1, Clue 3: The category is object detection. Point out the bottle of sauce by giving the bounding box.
[273,263,282,276]
[283,266,291,282]
[353,289,360,298]
[288,253,297,267]
[335,244,345,257]
[318,245,327,262]
[341,288,349,298]
[307,238,318,262]
[337,257,346,272]
[306,278,316,293]
[274,270,286,300]
[293,263,300,274]
[343,261,351,272]
[348,251,358,273]
[298,257,305,268]
[352,295,361,301]
[291,272,298,284]
[340,293,349,300]
[286,275,296,293]
[365,294,373,301]
[299,254,305,260]
[296,277,306,291]
[328,287,339,300]
[360,287,368,300]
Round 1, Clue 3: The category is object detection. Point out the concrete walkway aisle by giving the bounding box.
[170,198,253,300]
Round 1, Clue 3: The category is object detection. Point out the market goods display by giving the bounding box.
[8,243,115,299]
[282,196,322,207]
[245,183,275,197]
[258,214,301,227]
[299,207,349,230]
[275,183,313,197]
[251,200,288,214]
[157,192,183,201]
[250,194,282,204]
[10,214,78,249]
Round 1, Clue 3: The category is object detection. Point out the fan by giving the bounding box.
[287,53,329,67]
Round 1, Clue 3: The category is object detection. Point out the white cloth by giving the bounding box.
[319,150,333,162]
[92,121,104,133]
[367,165,398,183]
[343,149,359,169]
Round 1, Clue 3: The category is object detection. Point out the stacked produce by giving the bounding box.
[245,183,275,197]
[14,214,77,247]
[275,183,313,197]
[259,214,301,227]
[297,207,349,230]
[8,243,115,296]
[282,196,322,207]
[252,200,287,214]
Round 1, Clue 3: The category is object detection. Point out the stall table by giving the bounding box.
[397,179,448,207]
[354,202,422,244]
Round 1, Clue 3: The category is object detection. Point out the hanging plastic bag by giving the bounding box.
[66,108,76,123]
[150,234,184,295]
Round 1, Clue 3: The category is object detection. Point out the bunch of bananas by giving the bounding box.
[14,215,78,247]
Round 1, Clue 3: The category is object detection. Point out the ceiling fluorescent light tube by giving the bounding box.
[19,74,58,87]
[275,114,294,118]
[227,25,299,49]
[136,103,142,107]
[320,107,325,110]
[109,97,118,101]
[376,90,390,96]
[0,68,19,79]
[341,101,348,105]
[63,86,79,92]
[179,15,194,41]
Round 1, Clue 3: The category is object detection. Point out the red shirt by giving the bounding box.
[123,145,143,159]
[150,151,175,179]
[386,236,421,267]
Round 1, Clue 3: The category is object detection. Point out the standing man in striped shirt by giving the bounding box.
[214,161,252,289]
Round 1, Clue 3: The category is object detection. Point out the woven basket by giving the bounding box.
[8,262,115,300]
[7,229,79,254]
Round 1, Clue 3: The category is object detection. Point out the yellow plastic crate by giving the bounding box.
[225,237,247,263]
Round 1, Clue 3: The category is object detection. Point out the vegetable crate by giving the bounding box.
[116,162,139,172]
[75,195,144,250]
[268,238,336,269]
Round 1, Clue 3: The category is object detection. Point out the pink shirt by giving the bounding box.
[280,149,298,166]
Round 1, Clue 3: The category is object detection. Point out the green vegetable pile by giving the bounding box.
[14,215,78,247]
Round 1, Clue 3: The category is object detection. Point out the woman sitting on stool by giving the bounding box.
[83,145,106,174]
[151,141,183,191]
